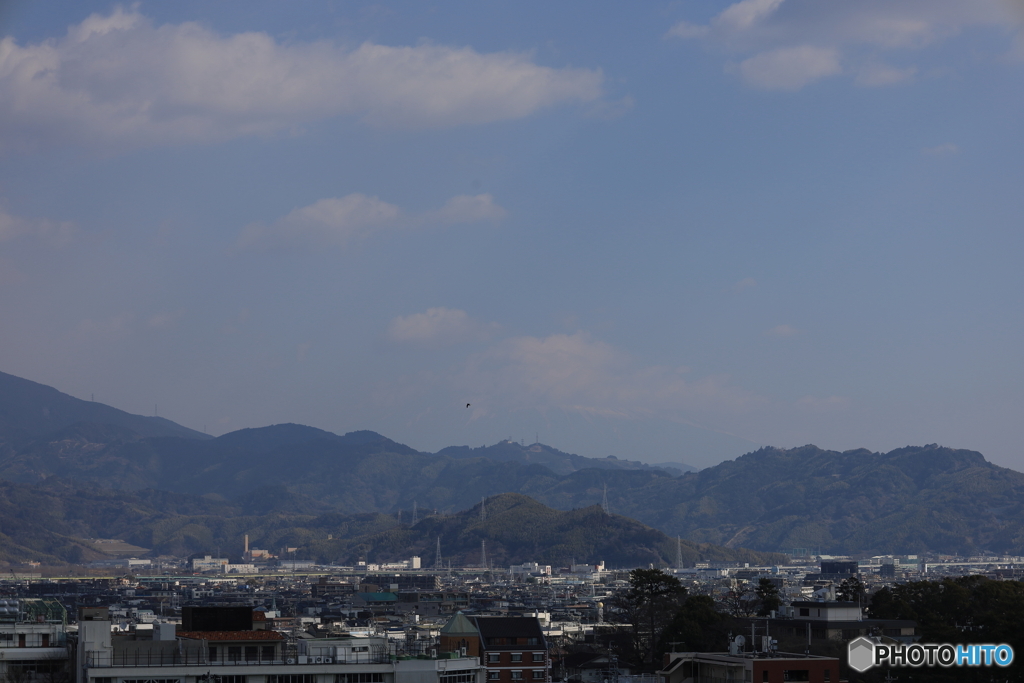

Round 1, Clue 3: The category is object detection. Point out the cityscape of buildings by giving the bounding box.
[4,548,1024,683]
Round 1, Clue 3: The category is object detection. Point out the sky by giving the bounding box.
[1,1,1022,471]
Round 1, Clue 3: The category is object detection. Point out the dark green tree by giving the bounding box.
[868,576,1024,682]
[836,575,866,603]
[755,578,781,616]
[660,595,729,653]
[616,568,687,670]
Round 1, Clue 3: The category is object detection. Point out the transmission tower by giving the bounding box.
[434,536,442,570]
[676,536,684,570]
[480,496,487,521]
[601,484,610,514]
[481,539,487,569]
[412,501,418,525]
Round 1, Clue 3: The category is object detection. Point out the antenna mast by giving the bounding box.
[434,536,442,570]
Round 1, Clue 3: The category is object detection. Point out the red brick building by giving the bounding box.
[440,614,549,683]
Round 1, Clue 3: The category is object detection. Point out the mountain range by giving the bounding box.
[2,370,1023,561]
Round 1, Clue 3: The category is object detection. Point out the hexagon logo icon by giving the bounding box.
[847,637,876,673]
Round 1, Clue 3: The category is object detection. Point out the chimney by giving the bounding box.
[244,535,249,554]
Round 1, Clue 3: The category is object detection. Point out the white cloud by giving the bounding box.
[716,0,786,32]
[387,308,499,346]
[855,62,918,86]
[147,310,185,330]
[728,277,758,293]
[0,8,604,151]
[666,21,710,40]
[422,194,507,225]
[237,193,504,249]
[738,46,842,90]
[669,0,1019,90]
[0,207,76,246]
[766,324,800,337]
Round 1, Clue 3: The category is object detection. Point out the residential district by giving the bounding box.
[2,548,1022,683]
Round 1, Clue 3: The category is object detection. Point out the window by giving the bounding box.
[798,608,809,617]
[532,672,544,680]
[511,654,522,663]
[488,673,499,681]
[245,646,258,661]
[262,646,275,660]
[337,675,384,683]
[269,677,316,683]
[511,673,523,680]
[441,671,477,683]
[220,677,247,683]
[228,646,242,662]
[488,653,500,663]
[525,639,538,646]
[532,653,544,663]
[762,672,769,682]
[824,670,830,682]
[782,671,809,682]
[208,646,218,662]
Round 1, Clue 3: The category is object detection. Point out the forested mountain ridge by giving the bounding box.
[0,481,784,568]
[3,371,1024,557]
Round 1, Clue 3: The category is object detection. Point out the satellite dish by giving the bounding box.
[734,636,746,647]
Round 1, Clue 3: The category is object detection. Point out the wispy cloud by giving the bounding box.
[728,277,758,293]
[668,0,1019,91]
[237,193,504,249]
[387,308,499,346]
[766,324,800,338]
[454,332,763,422]
[0,207,76,247]
[737,46,841,90]
[0,7,605,152]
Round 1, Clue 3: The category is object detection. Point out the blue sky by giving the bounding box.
[1,1,1022,470]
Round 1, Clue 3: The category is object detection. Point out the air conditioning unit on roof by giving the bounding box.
[314,656,324,664]
[286,658,296,665]
[323,657,333,664]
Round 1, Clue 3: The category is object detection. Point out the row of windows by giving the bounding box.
[122,679,181,683]
[485,639,539,646]
[486,654,544,663]
[268,676,317,683]
[337,674,384,683]
[487,671,544,680]
[440,671,476,683]
[209,646,276,662]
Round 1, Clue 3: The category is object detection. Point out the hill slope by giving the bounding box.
[0,482,782,568]
[0,371,209,447]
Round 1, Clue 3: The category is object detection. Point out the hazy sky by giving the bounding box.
[1,1,1022,470]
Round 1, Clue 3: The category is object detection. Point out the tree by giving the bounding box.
[660,595,729,653]
[615,568,687,670]
[868,576,1024,683]
[755,578,781,617]
[836,576,866,603]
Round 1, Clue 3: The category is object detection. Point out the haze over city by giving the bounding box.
[1,1,1022,470]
